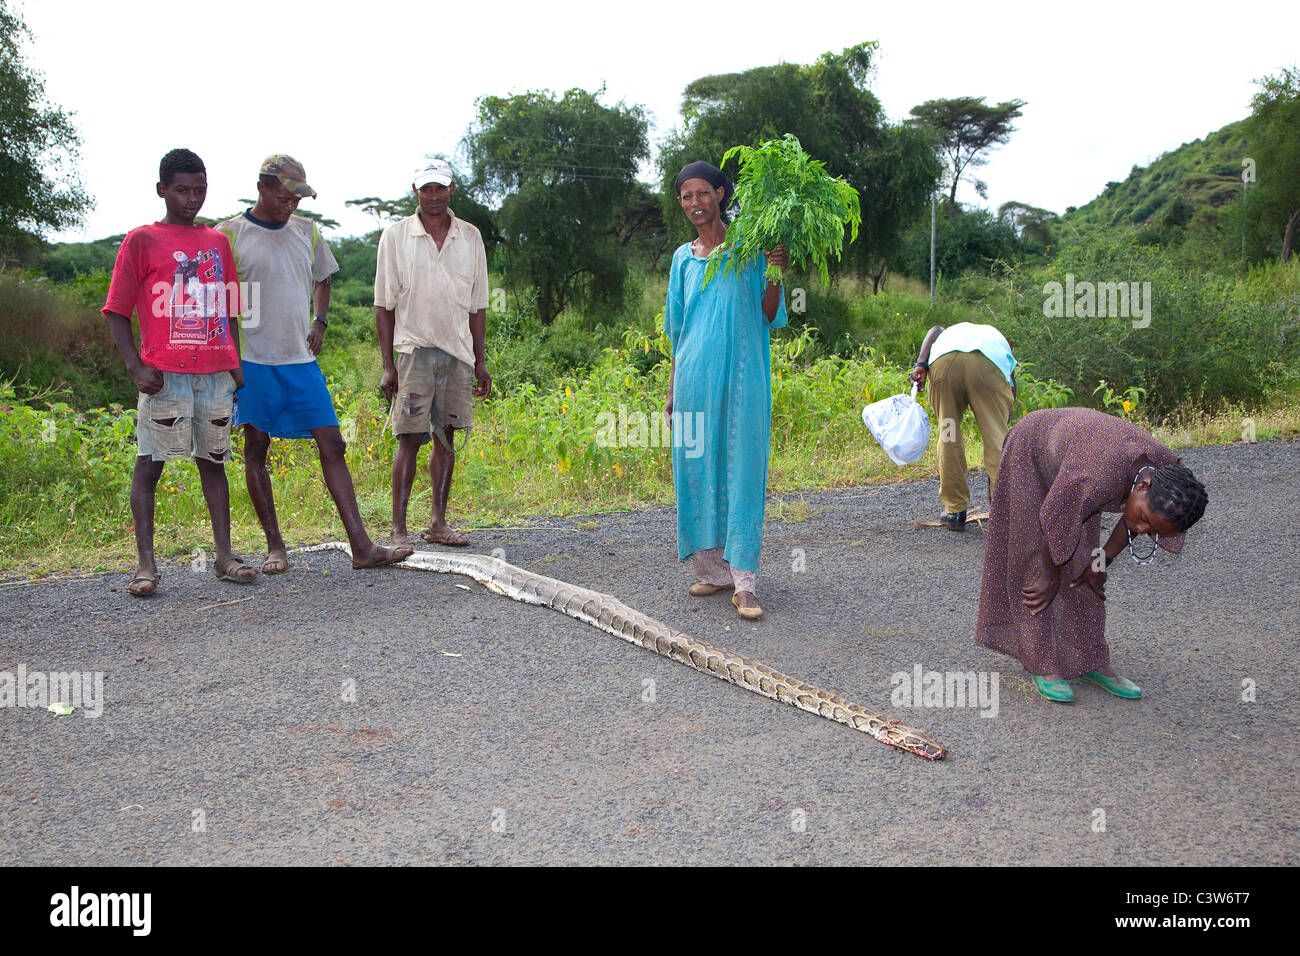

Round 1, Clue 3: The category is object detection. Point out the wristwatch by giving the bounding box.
[313,315,328,327]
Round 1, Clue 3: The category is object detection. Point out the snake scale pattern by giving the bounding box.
[297,542,948,760]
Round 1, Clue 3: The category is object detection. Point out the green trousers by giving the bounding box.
[927,350,1014,515]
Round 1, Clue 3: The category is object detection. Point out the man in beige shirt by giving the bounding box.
[376,160,491,547]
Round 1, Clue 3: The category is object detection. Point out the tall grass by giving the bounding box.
[0,272,132,409]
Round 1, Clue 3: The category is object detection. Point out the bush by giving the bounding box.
[995,237,1300,414]
[0,272,133,408]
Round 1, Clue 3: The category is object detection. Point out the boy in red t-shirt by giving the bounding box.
[103,148,259,595]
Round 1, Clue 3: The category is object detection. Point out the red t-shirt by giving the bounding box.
[102,222,242,374]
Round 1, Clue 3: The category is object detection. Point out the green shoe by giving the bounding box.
[1031,674,1074,702]
[1080,671,1142,699]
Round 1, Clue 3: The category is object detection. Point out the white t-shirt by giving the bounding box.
[373,211,489,368]
[219,212,339,366]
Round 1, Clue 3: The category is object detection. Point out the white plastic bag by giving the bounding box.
[861,384,930,466]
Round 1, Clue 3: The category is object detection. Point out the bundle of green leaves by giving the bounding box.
[703,134,861,288]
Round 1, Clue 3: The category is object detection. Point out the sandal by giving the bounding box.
[351,544,415,569]
[127,568,160,597]
[214,556,258,583]
[261,551,289,574]
[420,527,471,547]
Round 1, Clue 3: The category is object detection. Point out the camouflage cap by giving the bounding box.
[259,154,317,199]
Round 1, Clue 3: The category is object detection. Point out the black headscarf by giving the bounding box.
[674,161,734,209]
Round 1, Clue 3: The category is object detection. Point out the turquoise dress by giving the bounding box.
[664,241,788,573]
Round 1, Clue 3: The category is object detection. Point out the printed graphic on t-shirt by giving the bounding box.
[160,248,229,346]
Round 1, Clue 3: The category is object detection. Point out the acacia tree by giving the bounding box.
[909,96,1026,205]
[346,159,500,248]
[465,88,648,324]
[1245,66,1300,262]
[659,43,940,291]
[0,1,92,261]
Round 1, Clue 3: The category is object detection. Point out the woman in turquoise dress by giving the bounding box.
[664,161,788,620]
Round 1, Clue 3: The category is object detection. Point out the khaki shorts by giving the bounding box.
[393,347,473,446]
[136,370,236,463]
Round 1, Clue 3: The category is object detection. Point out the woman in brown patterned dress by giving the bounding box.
[976,408,1208,702]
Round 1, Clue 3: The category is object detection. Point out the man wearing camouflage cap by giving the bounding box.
[218,155,414,572]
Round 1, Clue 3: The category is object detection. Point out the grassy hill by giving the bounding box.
[1059,118,1250,240]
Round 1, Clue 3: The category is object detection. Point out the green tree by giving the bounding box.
[659,43,940,291]
[997,201,1060,257]
[909,96,1026,205]
[0,1,92,261]
[892,204,1018,281]
[345,194,416,234]
[465,87,648,324]
[1244,66,1300,262]
[613,183,670,268]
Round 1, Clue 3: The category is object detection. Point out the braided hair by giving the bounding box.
[1148,464,1207,532]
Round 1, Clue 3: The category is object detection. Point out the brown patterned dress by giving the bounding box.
[976,408,1185,678]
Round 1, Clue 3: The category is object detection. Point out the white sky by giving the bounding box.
[19,0,1300,242]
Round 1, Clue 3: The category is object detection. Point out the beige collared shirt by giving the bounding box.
[374,210,488,367]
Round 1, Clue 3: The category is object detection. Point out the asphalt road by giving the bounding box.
[2,438,1296,865]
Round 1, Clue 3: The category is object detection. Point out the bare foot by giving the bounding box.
[390,528,411,548]
[352,543,415,569]
[1096,664,1119,678]
[262,546,289,574]
[421,522,470,546]
[1041,672,1065,681]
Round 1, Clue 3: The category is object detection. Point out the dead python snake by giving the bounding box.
[296,542,948,760]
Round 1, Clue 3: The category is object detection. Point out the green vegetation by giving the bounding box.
[0,0,92,262]
[468,88,652,324]
[5,237,1297,574]
[1243,66,1300,262]
[705,134,861,287]
[659,42,941,291]
[1059,120,1249,244]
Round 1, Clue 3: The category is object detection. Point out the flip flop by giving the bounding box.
[261,552,289,574]
[421,527,471,547]
[351,544,415,569]
[215,556,258,583]
[127,568,160,597]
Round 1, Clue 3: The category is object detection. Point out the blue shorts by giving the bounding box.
[234,360,339,439]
